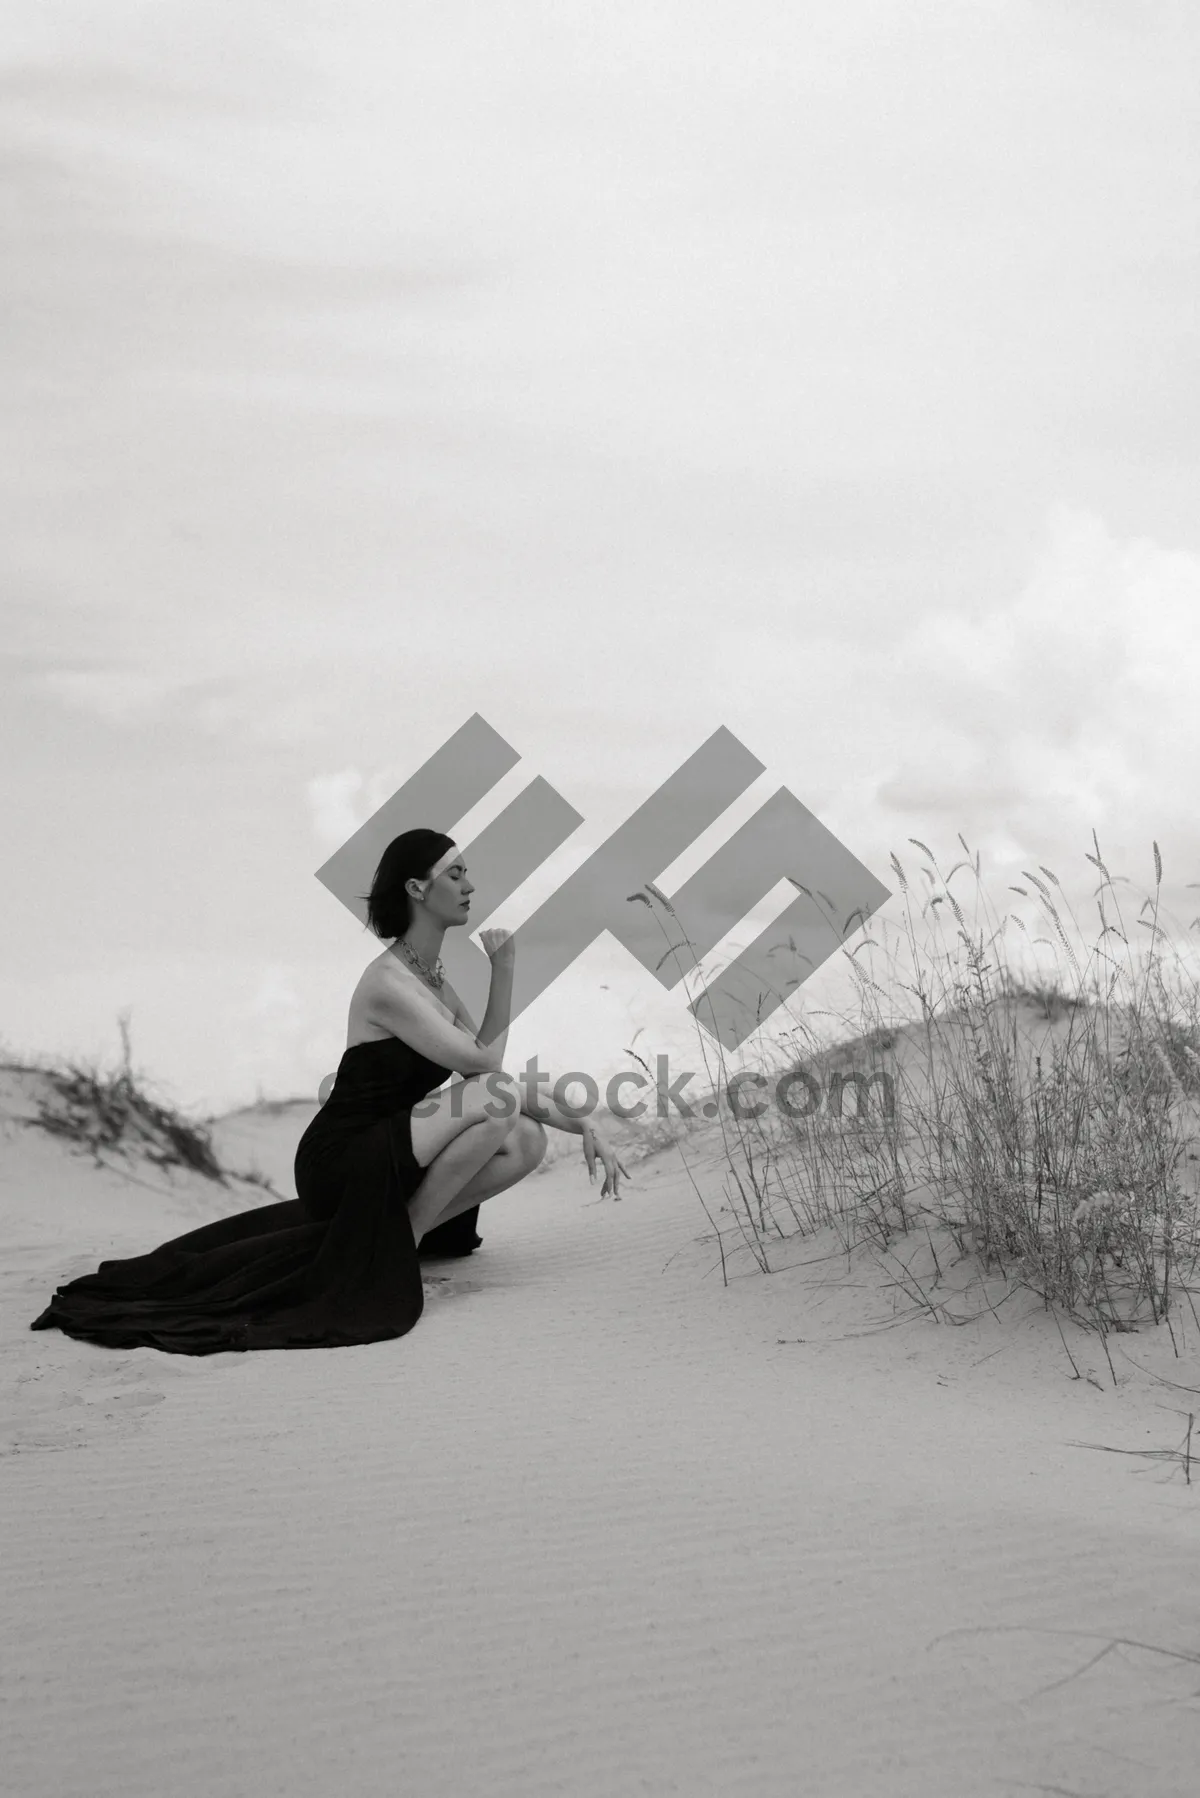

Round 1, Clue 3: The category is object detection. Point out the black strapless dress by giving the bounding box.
[30,1038,481,1356]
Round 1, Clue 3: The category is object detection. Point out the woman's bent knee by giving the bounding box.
[519,1116,548,1168]
[410,1072,522,1167]
[486,1115,545,1170]
[460,1070,523,1135]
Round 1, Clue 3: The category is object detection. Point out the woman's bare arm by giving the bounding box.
[353,952,628,1191]
[443,983,594,1135]
[456,928,514,1063]
[441,929,629,1190]
[369,970,501,1077]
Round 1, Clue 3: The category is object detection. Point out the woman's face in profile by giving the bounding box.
[425,857,474,926]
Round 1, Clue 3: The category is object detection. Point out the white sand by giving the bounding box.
[4,1063,1200,1797]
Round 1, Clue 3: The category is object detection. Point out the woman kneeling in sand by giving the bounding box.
[32,829,627,1355]
[314,829,629,1250]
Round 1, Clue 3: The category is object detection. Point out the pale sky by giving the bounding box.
[4,1,1199,1113]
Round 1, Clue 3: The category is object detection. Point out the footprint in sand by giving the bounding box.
[1,1355,166,1457]
[421,1275,483,1302]
[2,1275,475,1455]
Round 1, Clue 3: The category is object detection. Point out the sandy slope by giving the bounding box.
[3,1064,1200,1798]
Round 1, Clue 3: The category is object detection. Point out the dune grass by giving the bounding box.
[627,829,1200,1364]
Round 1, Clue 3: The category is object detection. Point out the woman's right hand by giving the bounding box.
[479,928,515,966]
[581,1123,630,1200]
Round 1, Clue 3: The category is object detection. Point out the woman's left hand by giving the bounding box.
[581,1123,630,1200]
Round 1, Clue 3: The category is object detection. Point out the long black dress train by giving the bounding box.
[30,1037,481,1356]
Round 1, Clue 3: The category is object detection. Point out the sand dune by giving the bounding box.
[4,1060,1200,1796]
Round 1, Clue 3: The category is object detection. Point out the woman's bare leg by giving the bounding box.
[407,1114,514,1243]
[409,1071,523,1168]
[405,1071,523,1242]
[416,1116,547,1242]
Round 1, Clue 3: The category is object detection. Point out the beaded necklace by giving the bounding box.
[395,935,446,990]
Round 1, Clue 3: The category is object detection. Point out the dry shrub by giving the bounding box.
[28,1013,225,1183]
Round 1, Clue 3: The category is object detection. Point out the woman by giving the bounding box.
[31,829,628,1356]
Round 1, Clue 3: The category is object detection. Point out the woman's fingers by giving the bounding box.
[600,1146,629,1198]
[581,1129,630,1198]
[480,927,515,963]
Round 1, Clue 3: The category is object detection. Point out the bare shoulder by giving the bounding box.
[349,948,392,1012]
[345,954,390,1044]
[354,949,455,1029]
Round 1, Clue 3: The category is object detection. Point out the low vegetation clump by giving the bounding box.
[27,1015,225,1183]
[627,828,1200,1370]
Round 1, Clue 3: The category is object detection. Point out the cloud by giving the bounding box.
[879,506,1200,871]
[306,768,365,850]
[35,668,187,723]
[6,4,1200,1106]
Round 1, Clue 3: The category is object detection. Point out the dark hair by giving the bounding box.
[363,829,456,940]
